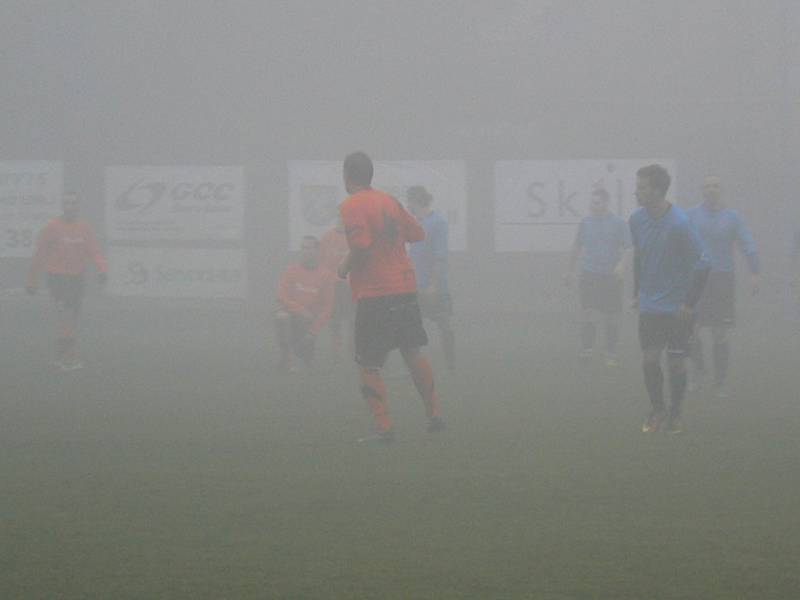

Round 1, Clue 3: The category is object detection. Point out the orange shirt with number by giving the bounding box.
[339,188,425,301]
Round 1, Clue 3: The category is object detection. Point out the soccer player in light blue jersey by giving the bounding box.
[566,187,632,367]
[630,165,710,434]
[687,175,760,398]
[407,186,455,371]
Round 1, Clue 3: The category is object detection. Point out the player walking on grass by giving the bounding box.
[26,191,107,370]
[687,175,760,398]
[275,235,336,371]
[630,165,709,434]
[338,152,444,442]
[565,187,631,367]
[407,185,456,371]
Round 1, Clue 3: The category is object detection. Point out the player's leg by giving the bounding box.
[578,273,598,359]
[580,308,598,359]
[354,297,394,440]
[48,274,84,369]
[639,314,667,432]
[436,313,456,372]
[711,324,732,398]
[397,295,443,431]
[603,275,623,366]
[604,311,621,366]
[400,346,443,431]
[295,324,316,368]
[710,272,736,398]
[427,293,455,371]
[664,314,694,433]
[688,327,706,391]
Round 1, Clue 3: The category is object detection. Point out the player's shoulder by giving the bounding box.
[670,203,690,222]
[686,203,703,217]
[629,207,647,226]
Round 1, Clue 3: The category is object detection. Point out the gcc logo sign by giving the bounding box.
[115,179,236,214]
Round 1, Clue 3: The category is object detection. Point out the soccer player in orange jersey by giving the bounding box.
[338,152,444,443]
[26,191,108,370]
[320,217,353,354]
[274,235,336,371]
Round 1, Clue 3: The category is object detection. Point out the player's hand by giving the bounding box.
[98,272,108,285]
[749,273,760,296]
[25,284,37,296]
[677,303,694,322]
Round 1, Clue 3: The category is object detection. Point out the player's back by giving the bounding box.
[340,188,424,300]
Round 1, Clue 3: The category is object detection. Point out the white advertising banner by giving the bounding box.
[108,247,247,298]
[105,166,244,242]
[287,160,468,251]
[494,159,677,252]
[0,161,62,257]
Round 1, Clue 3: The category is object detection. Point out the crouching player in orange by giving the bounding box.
[274,235,336,371]
[26,191,108,370]
[338,152,444,443]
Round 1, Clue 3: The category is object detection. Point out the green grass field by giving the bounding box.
[2,302,799,599]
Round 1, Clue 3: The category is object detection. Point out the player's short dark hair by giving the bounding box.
[343,152,373,187]
[636,164,671,195]
[591,187,610,202]
[406,185,433,207]
[302,235,320,248]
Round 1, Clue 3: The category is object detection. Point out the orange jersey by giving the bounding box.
[319,227,349,274]
[276,263,336,334]
[28,217,107,287]
[340,188,425,300]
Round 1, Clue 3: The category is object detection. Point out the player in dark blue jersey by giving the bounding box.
[566,187,631,367]
[687,175,760,398]
[407,186,455,371]
[630,165,710,434]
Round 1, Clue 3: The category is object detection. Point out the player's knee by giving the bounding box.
[667,353,687,373]
[711,327,730,344]
[642,348,660,366]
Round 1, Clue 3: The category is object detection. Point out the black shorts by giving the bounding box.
[638,312,694,356]
[695,271,735,328]
[331,280,354,323]
[354,293,428,368]
[579,271,623,314]
[418,291,453,321]
[46,273,85,314]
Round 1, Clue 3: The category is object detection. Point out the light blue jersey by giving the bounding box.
[574,214,631,274]
[409,210,448,292]
[630,204,709,314]
[688,203,759,273]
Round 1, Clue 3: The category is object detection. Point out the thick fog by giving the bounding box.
[2,2,799,598]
